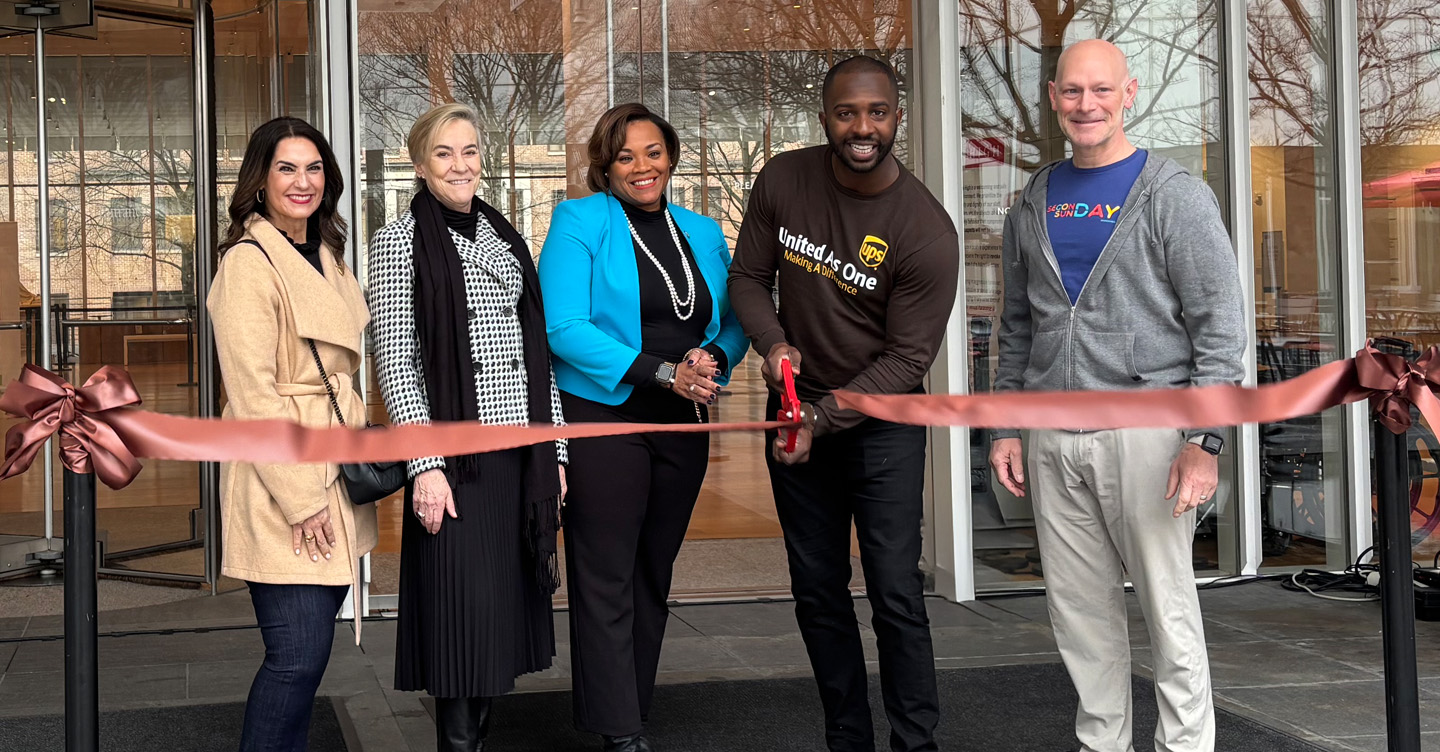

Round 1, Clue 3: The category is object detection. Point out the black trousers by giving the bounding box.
[766,394,940,752]
[561,388,709,737]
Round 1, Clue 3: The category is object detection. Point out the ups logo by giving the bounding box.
[858,235,888,268]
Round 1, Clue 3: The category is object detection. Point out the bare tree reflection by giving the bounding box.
[357,0,912,243]
[959,0,1218,169]
[360,0,567,230]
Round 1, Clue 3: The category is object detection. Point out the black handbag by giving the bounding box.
[306,339,407,505]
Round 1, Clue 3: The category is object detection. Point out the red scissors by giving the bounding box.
[776,358,803,452]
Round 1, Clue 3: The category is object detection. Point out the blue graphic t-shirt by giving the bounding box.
[1045,149,1147,304]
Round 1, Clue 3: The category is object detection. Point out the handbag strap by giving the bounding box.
[307,339,348,428]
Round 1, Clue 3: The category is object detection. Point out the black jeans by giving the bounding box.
[561,388,709,737]
[766,396,939,752]
[240,582,349,752]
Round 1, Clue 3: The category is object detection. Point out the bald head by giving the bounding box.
[1055,39,1130,82]
[1049,39,1139,167]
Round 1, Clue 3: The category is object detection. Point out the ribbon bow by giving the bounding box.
[1355,343,1440,435]
[0,364,145,489]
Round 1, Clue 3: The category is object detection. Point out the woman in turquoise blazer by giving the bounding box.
[538,103,747,752]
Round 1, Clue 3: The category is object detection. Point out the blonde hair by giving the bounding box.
[407,103,482,174]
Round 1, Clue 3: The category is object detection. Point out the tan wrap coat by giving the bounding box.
[208,216,378,616]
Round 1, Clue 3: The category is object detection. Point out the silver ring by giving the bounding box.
[690,384,698,393]
[1199,495,1208,500]
[417,509,426,519]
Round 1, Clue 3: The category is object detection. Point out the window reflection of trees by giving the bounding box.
[356,0,911,248]
[1357,1,1440,148]
[1249,0,1440,150]
[663,49,910,243]
[359,1,569,247]
[958,0,1219,169]
[1355,2,1440,351]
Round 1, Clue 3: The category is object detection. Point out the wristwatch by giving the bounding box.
[1188,433,1224,456]
[654,361,678,388]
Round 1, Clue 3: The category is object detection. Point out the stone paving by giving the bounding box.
[1,582,1436,751]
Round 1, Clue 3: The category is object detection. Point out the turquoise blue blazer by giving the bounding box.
[539,191,749,406]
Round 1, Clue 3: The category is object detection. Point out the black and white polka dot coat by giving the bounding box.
[366,210,567,479]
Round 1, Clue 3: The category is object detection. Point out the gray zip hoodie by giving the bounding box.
[991,152,1245,439]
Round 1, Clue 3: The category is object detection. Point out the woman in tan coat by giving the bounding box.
[208,116,378,752]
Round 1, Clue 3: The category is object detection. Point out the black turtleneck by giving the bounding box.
[277,214,324,274]
[617,197,727,387]
[441,201,480,241]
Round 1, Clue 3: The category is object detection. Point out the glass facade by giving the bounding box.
[1247,0,1350,571]
[1359,0,1440,566]
[957,0,1234,585]
[2,0,1438,598]
[353,0,913,595]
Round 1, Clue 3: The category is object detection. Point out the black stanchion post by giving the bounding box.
[180,313,197,387]
[63,467,98,752]
[1374,421,1421,752]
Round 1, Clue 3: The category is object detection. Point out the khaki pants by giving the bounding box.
[1027,428,1215,752]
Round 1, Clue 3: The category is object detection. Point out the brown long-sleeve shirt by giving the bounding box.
[727,146,960,436]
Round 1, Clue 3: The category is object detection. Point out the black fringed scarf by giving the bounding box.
[410,185,563,595]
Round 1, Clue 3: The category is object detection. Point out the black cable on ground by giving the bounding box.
[1196,573,1290,590]
[1277,545,1387,603]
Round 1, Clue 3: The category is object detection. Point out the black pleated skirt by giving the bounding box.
[394,449,556,698]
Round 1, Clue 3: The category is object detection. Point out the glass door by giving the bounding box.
[0,34,42,581]
[0,0,316,586]
[0,13,208,582]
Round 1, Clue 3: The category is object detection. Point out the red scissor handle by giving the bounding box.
[776,358,802,452]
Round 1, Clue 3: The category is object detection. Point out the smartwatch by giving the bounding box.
[1188,433,1224,456]
[654,361,678,388]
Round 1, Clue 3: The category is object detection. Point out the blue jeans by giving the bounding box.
[240,582,350,752]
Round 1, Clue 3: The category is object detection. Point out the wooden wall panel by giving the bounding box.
[0,222,21,391]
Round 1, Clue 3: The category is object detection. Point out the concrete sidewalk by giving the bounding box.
[0,583,1434,751]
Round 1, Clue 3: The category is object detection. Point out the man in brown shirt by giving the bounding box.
[728,56,958,752]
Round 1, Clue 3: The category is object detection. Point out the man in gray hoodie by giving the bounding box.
[989,39,1245,752]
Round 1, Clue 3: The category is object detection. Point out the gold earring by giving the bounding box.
[256,189,265,204]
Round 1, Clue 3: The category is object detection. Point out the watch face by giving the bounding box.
[656,362,677,384]
[1202,435,1224,455]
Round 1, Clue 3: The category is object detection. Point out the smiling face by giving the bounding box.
[263,136,325,229]
[820,70,902,175]
[1048,40,1138,166]
[606,119,671,212]
[416,118,482,213]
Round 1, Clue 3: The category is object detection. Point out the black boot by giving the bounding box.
[473,697,492,751]
[435,697,490,752]
[602,732,654,752]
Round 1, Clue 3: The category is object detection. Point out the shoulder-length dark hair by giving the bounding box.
[219,117,347,263]
[586,103,681,194]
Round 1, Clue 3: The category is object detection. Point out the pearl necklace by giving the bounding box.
[626,208,696,321]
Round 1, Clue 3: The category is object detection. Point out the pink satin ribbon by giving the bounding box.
[834,343,1440,436]
[3,343,1438,491]
[1,364,145,489]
